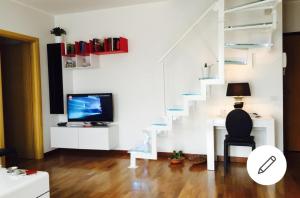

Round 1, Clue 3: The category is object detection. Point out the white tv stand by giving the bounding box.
[50,125,118,150]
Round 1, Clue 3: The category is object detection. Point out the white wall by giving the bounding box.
[0,1,56,153]
[56,0,283,157]
[283,0,300,33]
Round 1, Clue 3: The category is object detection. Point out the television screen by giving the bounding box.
[67,93,113,122]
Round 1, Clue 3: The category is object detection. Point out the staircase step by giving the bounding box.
[199,78,223,85]
[182,93,202,101]
[152,123,168,126]
[150,123,170,131]
[167,108,184,112]
[167,107,187,117]
[182,93,201,96]
[130,144,151,154]
[198,77,216,80]
[129,144,157,160]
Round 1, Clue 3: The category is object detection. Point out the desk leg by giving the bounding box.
[207,122,215,171]
[266,120,275,146]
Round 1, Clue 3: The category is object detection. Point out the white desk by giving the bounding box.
[207,117,275,171]
[0,168,50,198]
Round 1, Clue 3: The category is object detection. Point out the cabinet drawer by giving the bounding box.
[51,127,78,148]
[78,128,109,150]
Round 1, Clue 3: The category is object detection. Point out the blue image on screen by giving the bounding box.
[68,96,102,120]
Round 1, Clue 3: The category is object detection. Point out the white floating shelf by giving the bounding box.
[225,43,274,49]
[225,22,273,31]
[225,0,280,14]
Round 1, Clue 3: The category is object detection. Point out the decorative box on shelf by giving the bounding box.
[61,37,128,69]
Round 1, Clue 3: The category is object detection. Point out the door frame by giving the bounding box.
[0,29,44,164]
[283,32,300,151]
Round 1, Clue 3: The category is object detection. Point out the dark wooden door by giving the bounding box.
[1,43,35,159]
[283,33,300,151]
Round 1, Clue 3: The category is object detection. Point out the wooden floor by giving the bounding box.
[17,150,300,198]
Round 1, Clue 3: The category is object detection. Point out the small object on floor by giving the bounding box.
[169,150,185,165]
[188,155,207,165]
[169,157,185,164]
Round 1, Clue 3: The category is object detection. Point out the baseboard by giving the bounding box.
[217,155,247,163]
[158,152,246,163]
[157,152,206,159]
[44,148,128,157]
[44,149,247,163]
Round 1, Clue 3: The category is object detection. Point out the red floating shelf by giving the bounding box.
[76,53,91,57]
[92,50,128,55]
[61,37,128,58]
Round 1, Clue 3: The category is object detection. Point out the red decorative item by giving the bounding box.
[25,169,38,175]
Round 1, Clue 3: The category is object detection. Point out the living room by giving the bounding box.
[0,0,299,197]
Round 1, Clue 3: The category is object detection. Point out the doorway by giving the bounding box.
[283,33,300,152]
[0,29,44,166]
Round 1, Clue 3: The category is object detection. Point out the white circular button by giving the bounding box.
[247,145,287,185]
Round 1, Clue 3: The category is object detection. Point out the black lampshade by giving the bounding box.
[226,83,251,97]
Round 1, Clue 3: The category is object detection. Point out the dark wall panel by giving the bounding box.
[47,43,64,114]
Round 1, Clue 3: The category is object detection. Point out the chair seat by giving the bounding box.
[225,135,255,144]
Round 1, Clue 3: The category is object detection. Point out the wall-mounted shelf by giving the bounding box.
[62,54,101,69]
[225,22,273,31]
[225,43,273,49]
[61,37,128,69]
[225,0,280,14]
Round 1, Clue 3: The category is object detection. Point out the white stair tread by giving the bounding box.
[152,123,168,126]
[182,93,201,96]
[225,0,278,14]
[167,108,184,111]
[130,144,151,154]
[198,77,217,80]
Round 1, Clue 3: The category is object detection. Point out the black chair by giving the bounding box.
[0,148,18,166]
[224,109,255,171]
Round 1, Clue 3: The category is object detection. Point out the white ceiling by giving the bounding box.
[12,0,167,15]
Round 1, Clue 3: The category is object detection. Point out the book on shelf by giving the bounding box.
[113,38,120,51]
[92,39,105,52]
[79,41,85,54]
[104,38,109,52]
[66,43,75,55]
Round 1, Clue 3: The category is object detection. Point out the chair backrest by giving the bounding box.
[225,109,253,138]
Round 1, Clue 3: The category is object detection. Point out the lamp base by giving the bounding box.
[234,102,244,109]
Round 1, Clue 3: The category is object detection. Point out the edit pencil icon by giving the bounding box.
[258,156,276,174]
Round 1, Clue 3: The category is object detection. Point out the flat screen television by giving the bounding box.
[67,93,113,123]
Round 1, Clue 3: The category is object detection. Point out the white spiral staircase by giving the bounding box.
[128,0,280,169]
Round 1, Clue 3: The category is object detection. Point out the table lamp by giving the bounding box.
[226,82,251,109]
